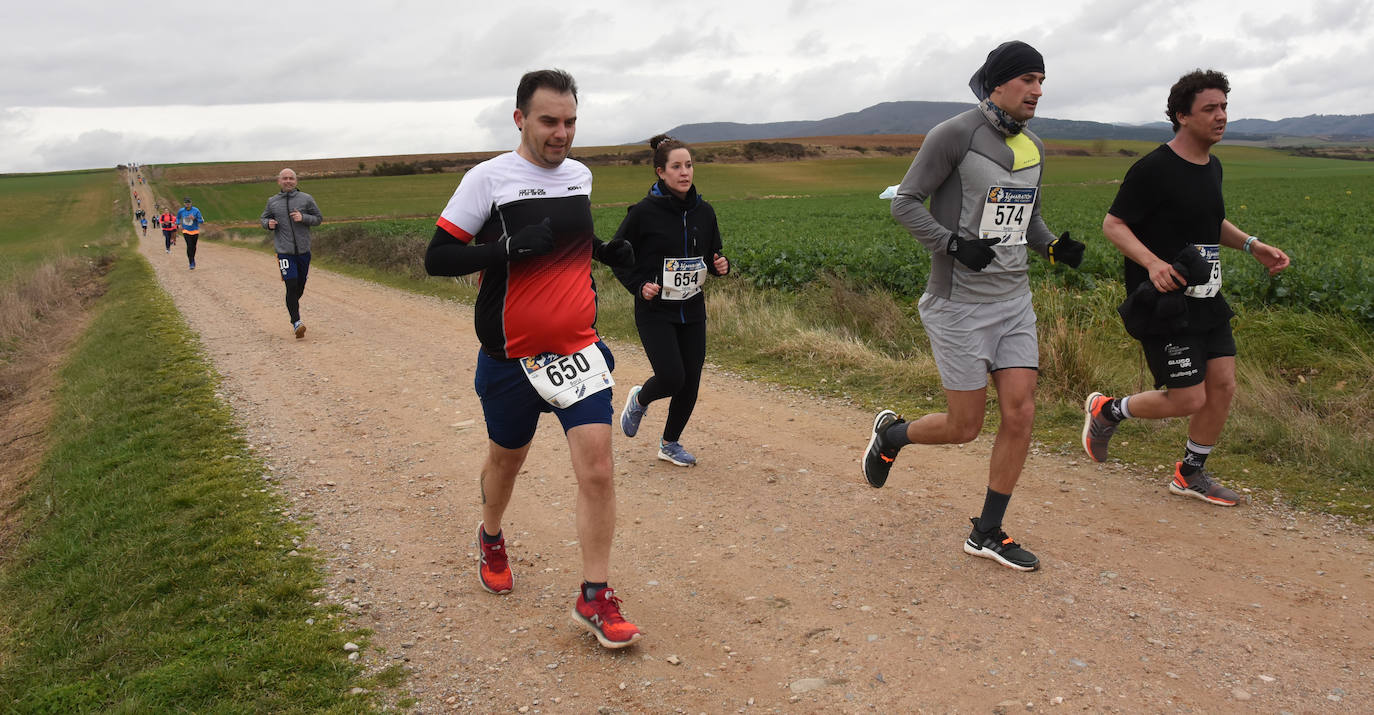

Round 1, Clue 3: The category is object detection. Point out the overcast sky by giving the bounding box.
[3,0,1371,173]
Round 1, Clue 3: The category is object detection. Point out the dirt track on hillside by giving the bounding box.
[132,205,1372,713]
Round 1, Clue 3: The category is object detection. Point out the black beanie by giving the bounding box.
[968,41,1045,101]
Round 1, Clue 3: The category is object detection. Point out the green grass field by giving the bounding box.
[209,146,1371,326]
[0,172,382,710]
[0,254,375,712]
[164,173,460,225]
[0,170,126,277]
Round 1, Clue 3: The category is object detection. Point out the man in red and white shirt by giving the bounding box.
[425,68,638,649]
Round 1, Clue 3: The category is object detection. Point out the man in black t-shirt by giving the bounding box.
[1081,69,1289,506]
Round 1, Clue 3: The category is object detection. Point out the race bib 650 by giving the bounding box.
[521,343,613,408]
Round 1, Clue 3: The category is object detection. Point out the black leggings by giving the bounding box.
[635,318,706,443]
[184,235,199,263]
[285,263,310,323]
[284,275,309,323]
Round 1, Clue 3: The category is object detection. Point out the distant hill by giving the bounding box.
[1228,114,1374,141]
[664,101,1374,144]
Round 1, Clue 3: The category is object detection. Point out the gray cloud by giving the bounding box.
[1240,0,1372,39]
[4,0,1372,172]
[33,125,322,170]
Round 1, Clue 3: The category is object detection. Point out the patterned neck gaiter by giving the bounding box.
[979,98,1026,137]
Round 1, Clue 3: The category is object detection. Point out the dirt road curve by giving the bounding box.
[135,223,1371,712]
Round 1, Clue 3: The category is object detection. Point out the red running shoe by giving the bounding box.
[475,522,512,594]
[571,586,642,649]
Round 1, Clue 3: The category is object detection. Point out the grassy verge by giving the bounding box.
[692,273,1374,519]
[0,249,379,712]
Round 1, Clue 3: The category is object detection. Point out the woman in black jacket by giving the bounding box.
[613,135,730,466]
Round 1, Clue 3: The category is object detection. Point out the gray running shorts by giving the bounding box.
[918,292,1038,391]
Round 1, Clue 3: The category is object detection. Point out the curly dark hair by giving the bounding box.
[516,69,578,114]
[1166,69,1230,132]
[649,134,690,171]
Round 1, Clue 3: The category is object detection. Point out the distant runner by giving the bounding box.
[1082,69,1290,506]
[261,168,323,339]
[176,197,204,270]
[159,208,177,252]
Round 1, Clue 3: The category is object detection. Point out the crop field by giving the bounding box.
[711,173,1371,323]
[165,156,920,225]
[162,172,461,225]
[0,169,124,275]
[202,143,1371,326]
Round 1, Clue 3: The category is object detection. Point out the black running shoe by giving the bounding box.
[963,517,1039,571]
[862,409,904,488]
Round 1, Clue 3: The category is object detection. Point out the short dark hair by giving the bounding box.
[1166,69,1230,132]
[516,69,578,114]
[649,134,690,171]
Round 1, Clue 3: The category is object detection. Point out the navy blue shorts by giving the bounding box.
[278,252,311,281]
[474,340,615,449]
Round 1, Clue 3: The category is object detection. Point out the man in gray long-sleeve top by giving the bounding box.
[860,40,1086,572]
[261,168,323,338]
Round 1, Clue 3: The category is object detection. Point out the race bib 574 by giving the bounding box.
[979,186,1037,246]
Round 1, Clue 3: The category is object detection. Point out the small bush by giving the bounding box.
[370,160,418,176]
[742,142,812,161]
[304,222,433,281]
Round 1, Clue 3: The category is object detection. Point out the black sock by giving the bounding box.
[481,527,501,544]
[977,487,1012,534]
[582,581,609,601]
[1179,440,1214,477]
[1104,397,1128,422]
[883,422,912,448]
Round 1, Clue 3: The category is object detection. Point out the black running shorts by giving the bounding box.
[1139,322,1236,389]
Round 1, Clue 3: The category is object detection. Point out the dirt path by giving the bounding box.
[131,205,1371,712]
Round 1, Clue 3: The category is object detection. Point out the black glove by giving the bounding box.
[1174,244,1212,287]
[505,217,554,260]
[948,235,1001,272]
[595,238,635,268]
[1048,232,1085,268]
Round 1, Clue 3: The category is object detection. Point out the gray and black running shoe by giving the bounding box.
[1168,463,1240,506]
[963,517,1040,571]
[1081,392,1119,462]
[862,409,904,488]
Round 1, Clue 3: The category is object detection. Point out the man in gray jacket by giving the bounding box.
[261,168,323,338]
[860,41,1085,571]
